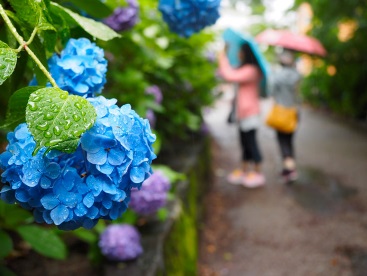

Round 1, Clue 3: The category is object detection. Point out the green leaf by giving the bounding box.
[48,6,71,45]
[16,225,67,260]
[50,2,120,41]
[65,0,113,18]
[71,228,97,244]
[151,164,186,184]
[0,41,17,85]
[114,209,138,225]
[0,266,17,276]
[3,207,33,227]
[8,0,41,27]
[25,88,97,154]
[0,86,42,130]
[157,207,169,221]
[0,230,13,258]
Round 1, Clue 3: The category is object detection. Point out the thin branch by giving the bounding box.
[0,4,58,88]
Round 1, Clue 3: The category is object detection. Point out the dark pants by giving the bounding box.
[276,131,294,159]
[239,129,262,163]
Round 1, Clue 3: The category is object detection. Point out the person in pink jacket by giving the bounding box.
[218,43,265,188]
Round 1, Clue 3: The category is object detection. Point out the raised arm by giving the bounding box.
[218,51,260,83]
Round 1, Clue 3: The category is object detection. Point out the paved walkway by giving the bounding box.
[198,87,367,276]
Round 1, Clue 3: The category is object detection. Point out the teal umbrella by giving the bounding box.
[222,28,269,97]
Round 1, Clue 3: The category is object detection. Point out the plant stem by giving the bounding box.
[0,4,58,88]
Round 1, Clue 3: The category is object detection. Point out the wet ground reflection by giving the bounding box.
[286,167,358,215]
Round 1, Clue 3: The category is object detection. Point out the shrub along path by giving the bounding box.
[198,88,367,276]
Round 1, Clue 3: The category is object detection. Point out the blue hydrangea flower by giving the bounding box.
[129,170,170,215]
[99,224,143,261]
[158,0,221,38]
[103,0,139,32]
[0,97,156,230]
[31,38,108,97]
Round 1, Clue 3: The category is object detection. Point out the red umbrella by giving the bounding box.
[255,29,327,57]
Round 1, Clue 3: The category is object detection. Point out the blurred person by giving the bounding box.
[269,49,302,183]
[218,43,265,188]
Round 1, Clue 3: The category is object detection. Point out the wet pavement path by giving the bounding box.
[198,89,367,276]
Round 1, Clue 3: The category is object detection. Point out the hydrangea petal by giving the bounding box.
[51,205,70,225]
[41,194,60,210]
[130,166,145,183]
[87,149,107,165]
[83,192,95,208]
[15,189,30,202]
[59,192,78,208]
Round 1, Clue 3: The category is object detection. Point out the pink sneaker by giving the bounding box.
[242,172,265,188]
[227,169,245,185]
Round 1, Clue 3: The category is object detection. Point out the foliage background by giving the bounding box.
[293,0,367,120]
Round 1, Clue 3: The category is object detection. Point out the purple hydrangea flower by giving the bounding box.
[99,224,143,261]
[103,0,139,32]
[145,109,156,128]
[205,50,216,63]
[158,0,221,38]
[129,170,170,215]
[145,85,163,104]
[32,38,108,97]
[144,85,162,128]
[0,96,156,230]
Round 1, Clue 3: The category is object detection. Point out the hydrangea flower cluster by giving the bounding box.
[158,0,221,38]
[0,96,156,230]
[103,0,139,32]
[145,85,163,128]
[145,85,163,104]
[99,224,143,261]
[46,38,107,97]
[129,170,170,216]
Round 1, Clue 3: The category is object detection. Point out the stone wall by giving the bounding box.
[104,134,212,276]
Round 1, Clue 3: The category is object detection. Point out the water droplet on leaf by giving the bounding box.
[44,113,54,120]
[74,102,82,109]
[65,120,72,130]
[73,114,81,122]
[32,96,41,102]
[28,101,38,111]
[53,126,61,136]
[36,122,48,131]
